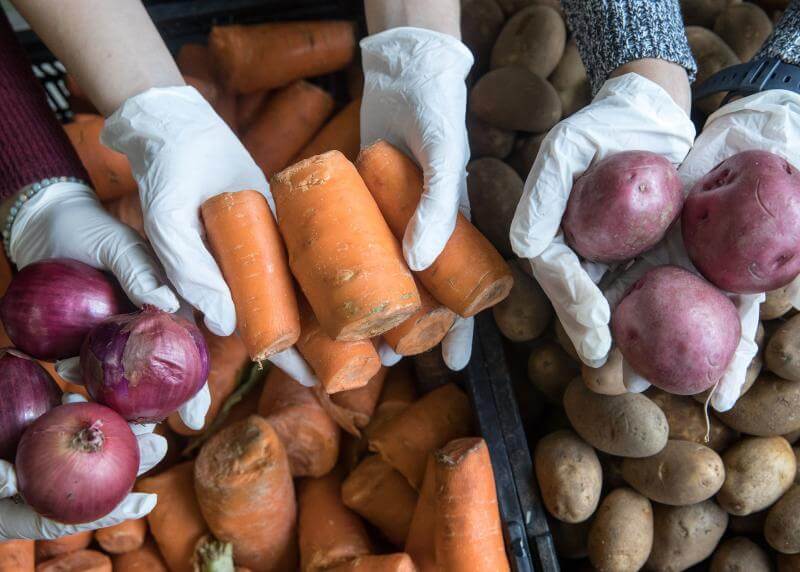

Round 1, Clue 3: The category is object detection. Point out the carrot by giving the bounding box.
[209,21,356,93]
[94,519,146,555]
[34,532,92,561]
[195,416,297,572]
[0,540,33,572]
[184,75,219,106]
[236,90,270,133]
[112,540,167,572]
[327,554,417,572]
[369,383,472,489]
[298,472,372,571]
[64,115,137,201]
[35,550,111,572]
[356,141,514,317]
[314,367,388,437]
[176,44,213,83]
[201,190,300,361]
[214,90,238,132]
[434,438,509,572]
[243,81,334,177]
[168,327,249,436]
[271,151,421,341]
[341,455,418,547]
[257,367,340,477]
[404,457,436,572]
[103,193,144,239]
[295,98,362,162]
[136,462,208,572]
[382,281,456,356]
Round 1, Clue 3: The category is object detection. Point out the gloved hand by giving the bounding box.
[0,393,165,540]
[510,73,696,367]
[361,27,475,371]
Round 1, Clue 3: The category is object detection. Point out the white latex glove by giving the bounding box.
[361,27,475,371]
[510,74,696,367]
[0,393,166,540]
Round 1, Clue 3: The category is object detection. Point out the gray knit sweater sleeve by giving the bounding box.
[560,0,697,94]
[756,0,800,65]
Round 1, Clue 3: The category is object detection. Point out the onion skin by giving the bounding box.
[81,307,210,423]
[0,259,131,361]
[0,349,61,460]
[15,402,139,524]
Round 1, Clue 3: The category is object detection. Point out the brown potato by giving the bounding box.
[647,500,729,571]
[550,39,591,117]
[470,67,562,132]
[554,318,580,362]
[766,314,800,381]
[535,430,602,523]
[686,26,740,116]
[649,389,737,451]
[621,440,725,506]
[507,132,547,179]
[527,342,579,403]
[548,516,591,560]
[496,0,562,16]
[467,115,515,159]
[558,82,591,118]
[762,286,794,320]
[582,348,626,396]
[717,373,800,436]
[766,484,800,554]
[491,5,566,78]
[588,488,653,572]
[493,260,553,342]
[681,0,738,27]
[714,2,773,61]
[461,0,505,77]
[795,446,800,484]
[467,158,523,257]
[717,436,796,515]
[710,537,772,572]
[564,378,669,458]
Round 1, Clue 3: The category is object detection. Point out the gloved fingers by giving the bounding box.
[622,359,651,393]
[0,460,18,498]
[55,357,82,385]
[177,383,211,431]
[442,316,474,371]
[62,392,87,405]
[377,341,403,367]
[136,432,168,476]
[268,348,318,387]
[129,423,156,436]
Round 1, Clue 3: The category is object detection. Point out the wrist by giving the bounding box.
[611,59,692,115]
[364,0,460,39]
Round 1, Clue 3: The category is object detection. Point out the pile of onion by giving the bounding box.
[15,402,139,524]
[0,259,131,361]
[80,306,209,422]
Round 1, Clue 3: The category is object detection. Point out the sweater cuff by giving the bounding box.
[755,0,800,65]
[0,11,88,201]
[561,0,697,94]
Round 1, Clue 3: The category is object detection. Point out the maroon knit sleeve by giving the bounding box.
[0,10,88,200]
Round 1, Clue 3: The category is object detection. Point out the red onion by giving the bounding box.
[0,349,61,460]
[0,259,132,361]
[80,306,209,422]
[15,402,139,524]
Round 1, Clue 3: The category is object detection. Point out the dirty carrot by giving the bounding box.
[369,383,472,489]
[298,472,372,571]
[327,554,417,572]
[383,280,457,356]
[341,455,418,547]
[94,519,147,555]
[237,90,270,133]
[103,193,144,239]
[314,367,388,437]
[271,151,421,341]
[35,550,111,572]
[434,438,510,572]
[209,21,356,93]
[295,98,362,162]
[184,75,219,106]
[202,190,300,361]
[111,540,167,572]
[176,44,213,82]
[356,141,514,317]
[404,456,436,572]
[360,365,418,452]
[243,81,334,177]
[64,114,137,201]
[257,367,340,478]
[0,540,33,572]
[214,90,239,132]
[136,461,208,572]
[35,532,93,561]
[195,416,297,572]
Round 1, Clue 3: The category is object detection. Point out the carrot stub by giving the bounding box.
[0,540,33,572]
[202,190,300,361]
[295,97,362,162]
[356,140,513,317]
[35,532,93,561]
[271,151,421,341]
[195,415,297,572]
[35,550,111,572]
[112,540,168,572]
[434,438,510,572]
[237,90,271,133]
[257,367,340,478]
[314,367,388,437]
[94,519,147,555]
[209,21,356,93]
[405,456,436,572]
[327,554,418,572]
[176,44,213,83]
[383,281,456,356]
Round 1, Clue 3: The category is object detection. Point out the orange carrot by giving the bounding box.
[176,44,214,83]
[209,21,356,93]
[295,98,362,162]
[136,462,208,572]
[237,90,270,133]
[184,75,219,106]
[243,81,334,177]
[94,519,146,555]
[35,550,111,572]
[35,532,92,561]
[327,554,417,572]
[103,193,144,239]
[112,540,167,572]
[64,115,137,201]
[0,540,33,572]
[168,327,249,436]
[369,383,472,489]
[341,455,418,547]
[271,151,421,341]
[361,365,418,445]
[202,190,300,361]
[356,141,514,317]
[314,367,388,437]
[298,472,372,571]
[383,281,456,356]
[405,456,436,572]
[214,89,239,132]
[434,438,509,572]
[195,416,297,572]
[257,367,340,477]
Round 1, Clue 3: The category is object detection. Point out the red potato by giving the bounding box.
[683,150,800,293]
[612,266,741,395]
[563,151,683,263]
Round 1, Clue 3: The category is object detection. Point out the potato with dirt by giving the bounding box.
[648,389,737,451]
[467,158,523,257]
[550,39,590,117]
[767,313,800,382]
[717,373,800,436]
[588,488,653,572]
[713,2,773,61]
[461,0,505,77]
[490,5,566,78]
[647,500,729,571]
[686,26,740,115]
[507,132,546,179]
[710,537,772,572]
[527,342,579,404]
[467,116,515,159]
[582,348,626,396]
[766,484,800,554]
[762,286,795,320]
[492,260,553,342]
